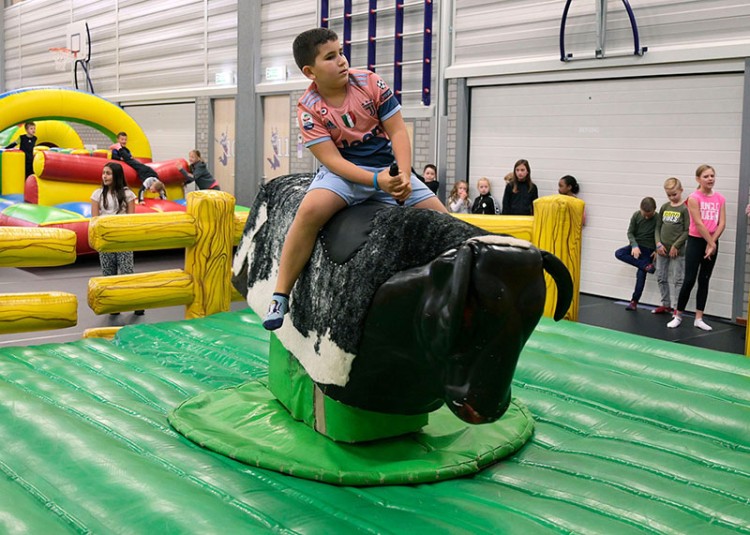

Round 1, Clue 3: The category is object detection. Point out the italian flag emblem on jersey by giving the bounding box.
[341,112,356,128]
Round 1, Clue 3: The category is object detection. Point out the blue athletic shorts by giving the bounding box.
[308,164,435,207]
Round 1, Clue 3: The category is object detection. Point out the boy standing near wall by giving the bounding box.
[263,27,446,330]
[614,197,658,311]
[653,178,689,315]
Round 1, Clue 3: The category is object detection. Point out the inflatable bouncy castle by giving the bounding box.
[0,87,232,254]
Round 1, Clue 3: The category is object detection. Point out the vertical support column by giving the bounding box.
[735,59,750,325]
[343,0,353,62]
[393,0,404,103]
[422,0,433,106]
[368,0,377,71]
[235,1,262,207]
[185,191,236,319]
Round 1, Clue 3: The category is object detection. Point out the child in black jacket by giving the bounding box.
[471,177,500,214]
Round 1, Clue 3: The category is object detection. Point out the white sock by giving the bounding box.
[694,318,713,331]
[667,315,682,328]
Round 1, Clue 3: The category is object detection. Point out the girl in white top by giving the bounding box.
[447,180,471,213]
[90,162,143,316]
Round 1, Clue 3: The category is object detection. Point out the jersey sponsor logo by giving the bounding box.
[381,88,393,101]
[361,99,376,117]
[341,112,356,128]
[301,112,314,131]
[339,124,384,148]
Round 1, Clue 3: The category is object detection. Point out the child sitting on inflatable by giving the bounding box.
[262,27,446,330]
[111,131,166,202]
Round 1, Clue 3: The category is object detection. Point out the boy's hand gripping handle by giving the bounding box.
[390,163,405,206]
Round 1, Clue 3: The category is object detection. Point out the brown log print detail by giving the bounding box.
[0,227,77,267]
[0,292,77,333]
[88,269,193,314]
[88,212,196,252]
[186,191,235,319]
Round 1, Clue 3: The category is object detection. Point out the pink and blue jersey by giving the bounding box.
[297,69,400,167]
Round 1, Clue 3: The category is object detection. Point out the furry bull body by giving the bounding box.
[232,174,573,424]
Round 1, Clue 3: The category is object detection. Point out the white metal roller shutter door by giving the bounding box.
[122,102,196,162]
[469,74,743,319]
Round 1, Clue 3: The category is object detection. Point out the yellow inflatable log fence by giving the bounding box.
[0,227,78,334]
[455,194,584,321]
[86,192,581,324]
[87,190,248,320]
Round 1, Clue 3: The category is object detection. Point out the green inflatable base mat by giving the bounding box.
[168,378,534,486]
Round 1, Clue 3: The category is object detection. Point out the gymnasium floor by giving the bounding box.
[0,251,745,355]
[578,294,746,356]
[0,249,246,348]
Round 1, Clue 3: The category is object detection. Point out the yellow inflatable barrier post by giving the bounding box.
[0,227,77,267]
[185,191,236,319]
[82,326,122,340]
[532,195,584,321]
[452,214,534,242]
[88,212,196,253]
[88,269,194,315]
[87,191,240,319]
[0,292,77,334]
[0,226,78,334]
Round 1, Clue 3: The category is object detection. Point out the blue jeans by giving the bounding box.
[615,245,655,302]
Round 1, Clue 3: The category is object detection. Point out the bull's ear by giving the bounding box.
[424,243,473,353]
[541,250,574,321]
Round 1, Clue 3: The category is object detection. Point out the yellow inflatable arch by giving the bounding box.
[0,88,152,159]
[4,120,84,149]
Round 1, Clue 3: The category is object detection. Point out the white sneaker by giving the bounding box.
[694,319,713,331]
[667,316,682,329]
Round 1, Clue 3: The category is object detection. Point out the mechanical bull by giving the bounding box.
[233,174,573,425]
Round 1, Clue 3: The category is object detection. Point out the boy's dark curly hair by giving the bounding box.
[293,28,339,70]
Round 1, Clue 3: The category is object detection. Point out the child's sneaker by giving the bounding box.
[644,263,655,274]
[263,293,289,331]
[667,315,682,328]
[626,300,638,311]
[694,319,713,331]
[652,305,672,315]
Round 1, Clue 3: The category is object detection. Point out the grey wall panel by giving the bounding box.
[453,0,750,68]
[260,0,316,83]
[3,0,237,98]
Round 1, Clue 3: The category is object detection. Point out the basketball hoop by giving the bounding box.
[49,47,77,72]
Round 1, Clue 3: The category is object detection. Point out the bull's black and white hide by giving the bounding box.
[232,173,573,424]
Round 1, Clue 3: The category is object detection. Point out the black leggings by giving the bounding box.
[676,236,718,312]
